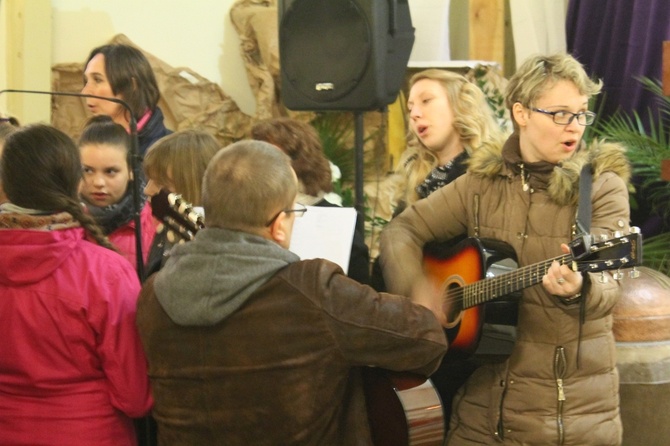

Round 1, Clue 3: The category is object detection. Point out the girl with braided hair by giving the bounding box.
[0,124,153,445]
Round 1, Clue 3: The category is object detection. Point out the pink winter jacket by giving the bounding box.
[108,202,158,271]
[0,226,153,446]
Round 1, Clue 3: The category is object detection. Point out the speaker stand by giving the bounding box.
[354,112,365,233]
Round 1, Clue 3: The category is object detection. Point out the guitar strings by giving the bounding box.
[439,253,575,306]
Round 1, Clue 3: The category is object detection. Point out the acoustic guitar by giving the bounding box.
[364,231,642,446]
[150,189,204,242]
[423,231,643,358]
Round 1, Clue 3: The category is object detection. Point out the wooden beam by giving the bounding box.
[468,0,505,70]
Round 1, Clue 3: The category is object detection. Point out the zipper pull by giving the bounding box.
[557,378,566,401]
[519,163,530,192]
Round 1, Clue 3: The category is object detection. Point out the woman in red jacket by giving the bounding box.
[0,124,153,445]
[79,115,157,272]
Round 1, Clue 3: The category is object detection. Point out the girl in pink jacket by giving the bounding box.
[0,124,153,445]
[78,115,157,272]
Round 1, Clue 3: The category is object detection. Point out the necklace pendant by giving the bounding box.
[522,183,529,192]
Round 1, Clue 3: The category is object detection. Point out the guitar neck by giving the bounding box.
[461,253,573,309]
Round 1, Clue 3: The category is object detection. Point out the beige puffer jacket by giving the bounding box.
[380,134,631,445]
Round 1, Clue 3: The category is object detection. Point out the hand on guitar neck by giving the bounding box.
[542,243,583,299]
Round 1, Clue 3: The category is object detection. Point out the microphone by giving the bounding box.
[0,89,146,281]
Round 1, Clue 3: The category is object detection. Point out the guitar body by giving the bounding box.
[423,238,519,359]
[363,368,445,446]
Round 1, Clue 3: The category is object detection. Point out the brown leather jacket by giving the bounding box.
[137,255,447,445]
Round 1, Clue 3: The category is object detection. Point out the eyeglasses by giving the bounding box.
[265,202,307,227]
[531,108,596,126]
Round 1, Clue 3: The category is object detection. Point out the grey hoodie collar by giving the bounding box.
[154,228,300,326]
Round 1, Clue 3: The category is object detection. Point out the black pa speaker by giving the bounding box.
[278,0,415,111]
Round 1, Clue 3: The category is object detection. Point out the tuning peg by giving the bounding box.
[629,267,640,279]
[612,270,624,281]
[613,230,623,238]
[629,226,641,234]
[598,271,609,283]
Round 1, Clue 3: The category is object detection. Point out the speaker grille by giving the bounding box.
[280,0,372,103]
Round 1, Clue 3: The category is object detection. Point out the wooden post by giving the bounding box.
[468,0,505,70]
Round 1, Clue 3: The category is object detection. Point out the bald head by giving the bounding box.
[202,140,297,230]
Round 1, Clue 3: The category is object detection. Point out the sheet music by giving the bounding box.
[289,205,357,273]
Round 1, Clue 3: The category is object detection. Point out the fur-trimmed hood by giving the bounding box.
[468,134,631,205]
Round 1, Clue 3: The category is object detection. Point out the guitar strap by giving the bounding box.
[575,162,593,368]
[576,163,593,235]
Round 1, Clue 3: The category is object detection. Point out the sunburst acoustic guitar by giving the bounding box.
[365,230,642,446]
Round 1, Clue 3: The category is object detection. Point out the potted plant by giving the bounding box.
[590,77,670,276]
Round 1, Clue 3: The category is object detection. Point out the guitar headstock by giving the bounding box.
[150,189,204,242]
[574,228,643,277]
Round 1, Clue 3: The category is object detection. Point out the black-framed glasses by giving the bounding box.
[531,108,596,126]
[265,203,307,227]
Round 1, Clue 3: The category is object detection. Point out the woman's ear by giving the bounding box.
[512,102,529,128]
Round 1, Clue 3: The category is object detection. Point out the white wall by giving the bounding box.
[51,0,257,115]
[408,0,451,62]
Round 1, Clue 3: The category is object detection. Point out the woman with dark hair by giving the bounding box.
[0,124,152,446]
[82,43,171,155]
[79,115,157,270]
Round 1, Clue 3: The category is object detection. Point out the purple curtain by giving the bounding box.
[566,0,670,120]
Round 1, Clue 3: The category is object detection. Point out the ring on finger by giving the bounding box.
[556,277,566,284]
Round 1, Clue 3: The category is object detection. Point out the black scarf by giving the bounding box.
[84,184,144,235]
[415,151,470,199]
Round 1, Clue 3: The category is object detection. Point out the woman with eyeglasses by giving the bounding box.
[380,53,630,445]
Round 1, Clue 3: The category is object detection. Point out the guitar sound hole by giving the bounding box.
[444,284,463,328]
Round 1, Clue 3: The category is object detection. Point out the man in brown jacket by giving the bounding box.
[136,140,449,445]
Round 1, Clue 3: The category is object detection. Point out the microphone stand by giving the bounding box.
[0,89,146,281]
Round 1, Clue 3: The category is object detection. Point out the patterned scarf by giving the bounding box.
[0,210,79,231]
[415,151,470,199]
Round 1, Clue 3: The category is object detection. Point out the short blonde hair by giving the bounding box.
[505,53,602,133]
[202,140,297,230]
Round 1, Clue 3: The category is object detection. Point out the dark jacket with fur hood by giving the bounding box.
[380,134,631,445]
